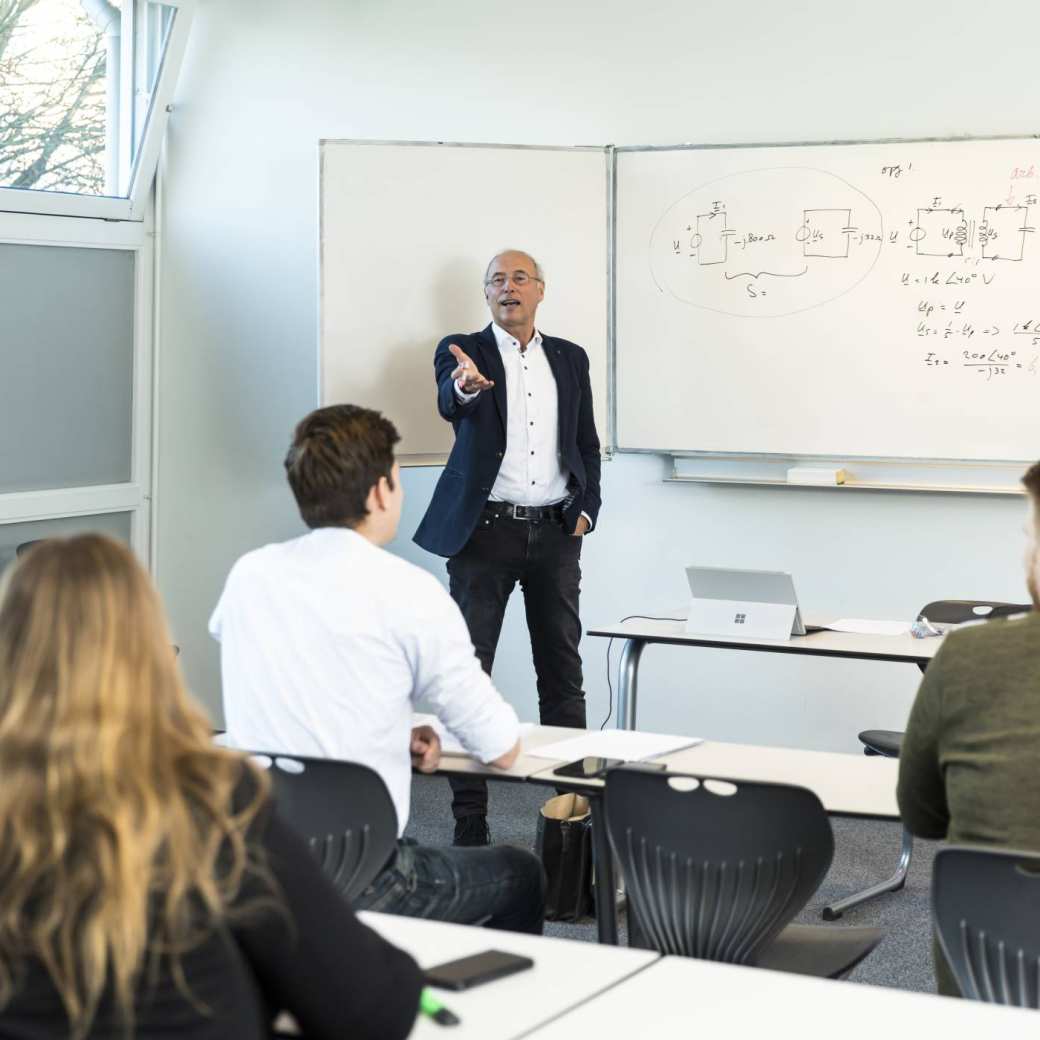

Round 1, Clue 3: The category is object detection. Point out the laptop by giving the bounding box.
[685,566,821,641]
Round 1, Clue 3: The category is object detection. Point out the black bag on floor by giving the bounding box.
[536,793,594,922]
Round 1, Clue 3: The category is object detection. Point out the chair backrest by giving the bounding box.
[914,600,1032,674]
[933,846,1040,1007]
[604,768,833,963]
[916,600,1032,624]
[250,753,398,902]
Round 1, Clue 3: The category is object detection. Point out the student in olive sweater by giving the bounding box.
[897,459,1040,997]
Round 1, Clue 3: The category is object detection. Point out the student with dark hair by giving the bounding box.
[0,534,421,1039]
[210,404,545,934]
[897,460,1040,995]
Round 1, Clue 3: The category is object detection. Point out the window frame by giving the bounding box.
[0,208,155,561]
[0,0,194,222]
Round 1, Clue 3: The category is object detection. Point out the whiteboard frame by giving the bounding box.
[611,133,1040,489]
[318,133,1040,489]
[318,138,613,466]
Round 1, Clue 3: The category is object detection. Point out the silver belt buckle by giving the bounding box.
[512,504,529,520]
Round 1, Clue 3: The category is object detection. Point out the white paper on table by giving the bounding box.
[526,729,701,762]
[823,618,912,636]
[412,714,536,756]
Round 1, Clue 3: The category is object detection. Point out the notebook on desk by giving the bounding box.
[685,566,823,641]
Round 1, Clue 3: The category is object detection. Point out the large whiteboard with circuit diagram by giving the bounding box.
[615,139,1040,461]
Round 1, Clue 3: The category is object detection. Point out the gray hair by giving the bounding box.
[484,250,544,284]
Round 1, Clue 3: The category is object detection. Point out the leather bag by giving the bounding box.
[536,793,594,922]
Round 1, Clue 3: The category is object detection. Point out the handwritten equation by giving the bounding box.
[922,347,1039,381]
[649,167,1039,321]
[918,296,1040,380]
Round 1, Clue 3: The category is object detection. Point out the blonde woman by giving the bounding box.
[0,535,422,1038]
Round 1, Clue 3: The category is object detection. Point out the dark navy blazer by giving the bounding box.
[413,325,602,559]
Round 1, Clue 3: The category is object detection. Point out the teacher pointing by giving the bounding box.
[414,249,602,846]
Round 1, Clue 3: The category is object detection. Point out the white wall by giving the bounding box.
[159,0,1039,747]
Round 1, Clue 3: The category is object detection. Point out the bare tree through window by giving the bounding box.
[0,0,110,195]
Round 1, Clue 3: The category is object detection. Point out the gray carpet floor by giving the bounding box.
[404,774,938,993]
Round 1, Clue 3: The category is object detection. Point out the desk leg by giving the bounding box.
[616,638,645,731]
[589,794,618,945]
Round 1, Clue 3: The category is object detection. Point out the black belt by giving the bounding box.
[482,501,564,522]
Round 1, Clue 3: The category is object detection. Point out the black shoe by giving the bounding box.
[453,815,490,847]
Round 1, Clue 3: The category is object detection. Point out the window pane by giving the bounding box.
[0,0,177,198]
[0,510,132,571]
[0,242,134,493]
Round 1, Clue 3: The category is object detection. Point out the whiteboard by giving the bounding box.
[615,139,1040,461]
[320,141,608,461]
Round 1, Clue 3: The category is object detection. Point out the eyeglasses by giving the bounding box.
[485,271,542,289]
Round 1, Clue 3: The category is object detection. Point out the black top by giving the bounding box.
[0,789,423,1039]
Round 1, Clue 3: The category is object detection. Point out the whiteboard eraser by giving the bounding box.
[786,467,847,485]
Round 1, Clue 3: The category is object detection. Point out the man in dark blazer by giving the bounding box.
[414,249,602,845]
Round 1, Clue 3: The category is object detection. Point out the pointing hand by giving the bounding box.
[449,344,495,394]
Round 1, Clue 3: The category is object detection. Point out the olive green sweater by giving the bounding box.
[897,609,1040,995]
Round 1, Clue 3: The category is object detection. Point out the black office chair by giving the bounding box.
[933,846,1040,1007]
[251,753,398,902]
[823,599,1032,920]
[605,768,882,978]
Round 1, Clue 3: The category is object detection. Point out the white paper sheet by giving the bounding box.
[823,618,912,636]
[525,729,701,762]
[412,714,536,756]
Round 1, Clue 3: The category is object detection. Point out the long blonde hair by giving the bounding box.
[0,535,269,1035]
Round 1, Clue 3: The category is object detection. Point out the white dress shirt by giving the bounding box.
[486,324,570,506]
[209,527,519,836]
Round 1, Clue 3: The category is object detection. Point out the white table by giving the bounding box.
[527,954,1036,1038]
[585,614,940,917]
[363,911,658,1039]
[586,614,939,730]
[529,737,901,938]
[433,724,574,780]
[445,726,900,943]
[657,740,899,818]
[431,725,624,945]
[529,740,899,818]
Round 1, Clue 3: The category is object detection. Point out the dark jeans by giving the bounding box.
[447,513,586,820]
[354,839,546,934]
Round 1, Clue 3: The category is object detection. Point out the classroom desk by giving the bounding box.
[656,740,899,818]
[429,724,621,945]
[527,954,1033,1038]
[586,614,940,730]
[364,911,658,1040]
[439,725,899,945]
[532,739,899,943]
[586,615,938,920]
[432,724,576,780]
[531,740,899,818]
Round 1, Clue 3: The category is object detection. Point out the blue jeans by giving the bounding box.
[354,839,545,935]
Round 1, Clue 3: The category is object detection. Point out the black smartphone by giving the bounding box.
[554,756,626,779]
[425,949,535,991]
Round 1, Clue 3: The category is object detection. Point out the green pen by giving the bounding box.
[420,987,461,1027]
